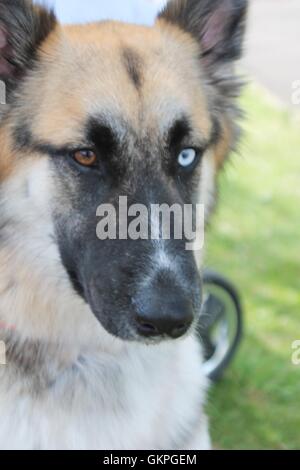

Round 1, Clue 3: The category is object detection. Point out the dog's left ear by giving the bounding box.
[157,0,248,80]
[0,0,57,91]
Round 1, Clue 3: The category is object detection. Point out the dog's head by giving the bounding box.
[0,0,247,342]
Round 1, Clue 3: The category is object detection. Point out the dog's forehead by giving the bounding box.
[27,20,211,144]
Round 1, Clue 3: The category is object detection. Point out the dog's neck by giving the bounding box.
[0,328,78,391]
[0,231,126,388]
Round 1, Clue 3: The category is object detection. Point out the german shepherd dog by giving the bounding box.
[0,0,247,450]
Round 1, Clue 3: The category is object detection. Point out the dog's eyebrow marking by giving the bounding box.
[86,118,118,156]
[122,47,143,89]
[168,118,191,149]
[168,116,222,151]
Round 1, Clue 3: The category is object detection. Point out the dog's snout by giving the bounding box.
[133,281,194,339]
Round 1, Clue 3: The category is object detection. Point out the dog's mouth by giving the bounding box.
[90,279,200,344]
[60,234,201,343]
[64,266,198,343]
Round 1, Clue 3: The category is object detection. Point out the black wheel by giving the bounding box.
[197,270,243,382]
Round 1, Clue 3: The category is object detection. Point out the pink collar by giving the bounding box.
[0,321,16,331]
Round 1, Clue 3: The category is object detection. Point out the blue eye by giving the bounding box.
[178,148,197,168]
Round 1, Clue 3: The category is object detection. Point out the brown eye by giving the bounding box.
[73,149,97,167]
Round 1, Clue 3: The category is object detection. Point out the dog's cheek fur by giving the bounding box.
[0,157,105,346]
[0,162,209,449]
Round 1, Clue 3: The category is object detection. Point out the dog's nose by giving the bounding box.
[134,285,194,339]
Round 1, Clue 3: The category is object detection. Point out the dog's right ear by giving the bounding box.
[0,0,57,93]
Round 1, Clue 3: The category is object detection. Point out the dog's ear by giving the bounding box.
[157,0,248,81]
[0,0,56,91]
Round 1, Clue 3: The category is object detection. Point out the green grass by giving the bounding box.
[205,85,300,450]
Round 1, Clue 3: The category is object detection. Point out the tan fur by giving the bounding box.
[7,22,210,145]
[214,116,233,169]
[0,2,245,449]
[1,18,232,184]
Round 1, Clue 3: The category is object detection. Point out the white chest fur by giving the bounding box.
[0,335,210,450]
[0,160,211,450]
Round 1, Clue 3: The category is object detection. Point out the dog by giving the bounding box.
[0,0,248,450]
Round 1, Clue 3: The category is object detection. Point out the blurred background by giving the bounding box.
[39,0,300,449]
